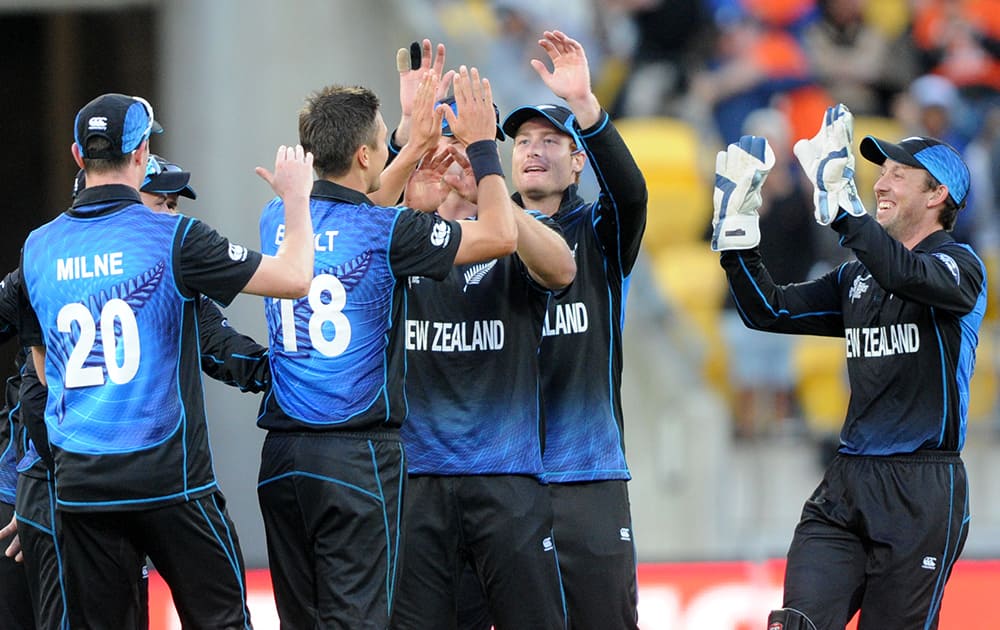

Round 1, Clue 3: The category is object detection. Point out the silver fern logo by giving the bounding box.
[463,259,497,292]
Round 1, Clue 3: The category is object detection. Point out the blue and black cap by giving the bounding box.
[860,135,970,207]
[141,154,196,199]
[74,93,163,159]
[501,103,582,147]
[439,95,505,140]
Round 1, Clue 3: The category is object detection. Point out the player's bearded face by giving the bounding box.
[873,160,933,243]
[511,119,580,199]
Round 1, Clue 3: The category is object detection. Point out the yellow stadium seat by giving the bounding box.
[615,117,712,253]
[792,336,849,435]
[968,321,998,423]
[649,243,729,393]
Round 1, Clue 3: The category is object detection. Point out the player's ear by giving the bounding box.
[357,143,370,170]
[71,142,85,169]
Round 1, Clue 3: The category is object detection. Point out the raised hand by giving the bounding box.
[793,104,867,225]
[396,39,453,147]
[397,40,452,116]
[256,144,314,201]
[407,71,446,155]
[404,146,455,212]
[438,66,496,146]
[531,30,591,102]
[530,30,600,126]
[711,135,776,251]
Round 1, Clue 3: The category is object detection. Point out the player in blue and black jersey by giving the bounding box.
[713,105,983,629]
[500,31,648,630]
[5,156,275,629]
[17,93,315,629]
[388,58,576,627]
[255,67,518,628]
[0,270,33,630]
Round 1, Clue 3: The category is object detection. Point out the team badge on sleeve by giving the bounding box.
[430,221,452,248]
[932,253,960,284]
[228,242,248,262]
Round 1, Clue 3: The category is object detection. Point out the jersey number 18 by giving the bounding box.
[277,273,352,357]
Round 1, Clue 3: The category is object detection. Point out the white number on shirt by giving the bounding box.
[58,298,141,388]
[278,273,352,357]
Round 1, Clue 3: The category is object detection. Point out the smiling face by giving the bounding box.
[511,118,585,214]
[873,158,947,246]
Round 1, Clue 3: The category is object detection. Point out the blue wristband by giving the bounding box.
[466,140,504,184]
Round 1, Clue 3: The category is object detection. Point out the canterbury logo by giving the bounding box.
[463,260,497,292]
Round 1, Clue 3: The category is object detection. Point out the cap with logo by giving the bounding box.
[438,96,505,141]
[501,103,581,146]
[74,93,163,159]
[859,135,970,207]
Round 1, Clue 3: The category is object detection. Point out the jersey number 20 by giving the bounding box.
[278,273,352,357]
[58,298,140,388]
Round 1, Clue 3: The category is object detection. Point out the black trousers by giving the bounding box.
[258,431,405,630]
[0,500,34,630]
[783,452,969,629]
[17,473,149,630]
[59,490,249,630]
[391,474,566,630]
[550,480,639,630]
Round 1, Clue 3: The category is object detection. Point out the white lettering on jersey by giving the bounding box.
[542,302,589,337]
[273,224,340,252]
[56,252,124,281]
[845,323,920,358]
[405,320,505,351]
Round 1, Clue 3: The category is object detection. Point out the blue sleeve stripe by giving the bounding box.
[734,255,841,320]
[580,111,610,138]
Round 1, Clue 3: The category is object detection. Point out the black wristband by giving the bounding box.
[466,140,504,184]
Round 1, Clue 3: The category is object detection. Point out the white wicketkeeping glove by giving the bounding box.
[711,134,776,251]
[793,103,867,225]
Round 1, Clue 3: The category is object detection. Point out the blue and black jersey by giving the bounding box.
[257,180,461,433]
[523,111,648,483]
[721,213,986,454]
[0,270,23,505]
[16,295,270,482]
[402,211,560,476]
[19,184,262,511]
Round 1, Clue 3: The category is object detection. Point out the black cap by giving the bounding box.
[74,93,163,159]
[438,96,505,140]
[501,104,581,145]
[141,154,196,199]
[860,135,970,207]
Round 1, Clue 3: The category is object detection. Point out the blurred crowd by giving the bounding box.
[428,0,1000,439]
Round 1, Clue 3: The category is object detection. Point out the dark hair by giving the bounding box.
[83,137,131,174]
[299,85,380,178]
[925,172,963,231]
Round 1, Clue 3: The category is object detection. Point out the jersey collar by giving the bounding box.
[511,184,585,219]
[913,230,956,253]
[311,180,372,206]
[69,184,143,218]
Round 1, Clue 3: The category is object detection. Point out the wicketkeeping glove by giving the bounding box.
[711,134,776,251]
[793,103,867,225]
